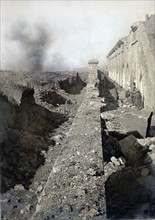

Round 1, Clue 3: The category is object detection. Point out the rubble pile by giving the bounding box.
[99,72,155,219]
[105,135,155,219]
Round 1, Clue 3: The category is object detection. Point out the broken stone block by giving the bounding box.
[14,184,25,191]
[100,112,114,121]
[20,208,25,215]
[119,135,144,167]
[149,144,155,151]
[137,138,155,147]
[111,156,121,166]
[50,135,63,146]
[118,157,126,165]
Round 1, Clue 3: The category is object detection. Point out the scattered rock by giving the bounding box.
[25,204,31,211]
[149,144,155,151]
[111,156,121,166]
[100,112,114,121]
[20,208,25,215]
[42,191,46,196]
[14,184,25,191]
[37,185,43,193]
[138,138,155,147]
[53,166,60,173]
[86,168,96,176]
[50,135,63,146]
[101,97,105,103]
[85,208,99,218]
[119,135,144,167]
[141,168,150,176]
[41,150,47,157]
[118,157,126,165]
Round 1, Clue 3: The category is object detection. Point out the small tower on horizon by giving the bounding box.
[88,59,99,71]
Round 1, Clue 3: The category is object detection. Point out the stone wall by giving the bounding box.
[31,69,106,219]
[107,14,155,108]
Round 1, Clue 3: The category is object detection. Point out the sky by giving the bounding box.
[1,0,155,71]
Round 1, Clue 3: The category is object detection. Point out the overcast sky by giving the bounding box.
[1,0,155,71]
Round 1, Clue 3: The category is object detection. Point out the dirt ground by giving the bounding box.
[1,70,155,220]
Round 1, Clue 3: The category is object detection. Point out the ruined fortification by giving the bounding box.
[1,13,155,220]
[107,14,155,109]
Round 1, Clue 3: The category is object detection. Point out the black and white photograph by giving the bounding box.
[0,0,155,219]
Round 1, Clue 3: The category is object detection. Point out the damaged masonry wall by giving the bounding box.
[107,14,155,108]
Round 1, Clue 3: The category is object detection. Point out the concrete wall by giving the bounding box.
[107,14,155,108]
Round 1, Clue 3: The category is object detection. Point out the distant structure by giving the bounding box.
[107,14,155,108]
[88,59,99,71]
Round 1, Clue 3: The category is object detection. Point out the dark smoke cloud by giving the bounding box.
[1,1,154,71]
[10,21,50,71]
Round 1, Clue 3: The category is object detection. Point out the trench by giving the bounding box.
[58,73,87,94]
[40,90,68,107]
[0,73,87,194]
[1,72,88,220]
[98,70,155,219]
[0,89,68,193]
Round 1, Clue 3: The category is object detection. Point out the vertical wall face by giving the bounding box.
[107,14,155,108]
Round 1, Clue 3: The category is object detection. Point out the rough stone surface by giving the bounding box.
[31,70,106,219]
[119,134,144,167]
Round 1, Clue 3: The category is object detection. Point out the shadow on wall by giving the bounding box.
[40,90,70,107]
[58,73,87,95]
[0,88,68,193]
[97,70,119,111]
